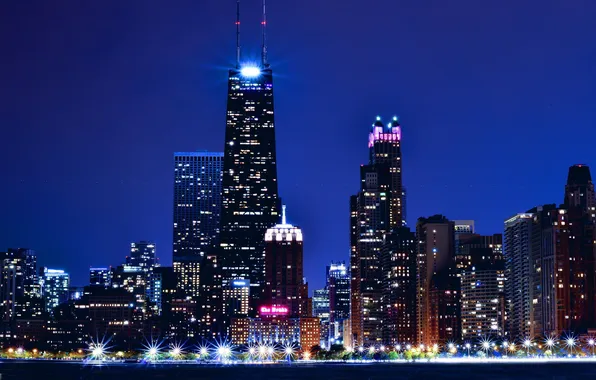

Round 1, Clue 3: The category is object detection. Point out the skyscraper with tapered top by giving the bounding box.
[219,0,281,312]
[350,116,404,346]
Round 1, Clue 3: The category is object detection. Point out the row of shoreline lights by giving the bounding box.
[5,336,595,361]
[83,336,596,361]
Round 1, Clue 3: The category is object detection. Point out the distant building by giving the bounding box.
[416,215,460,345]
[381,227,416,345]
[89,267,112,288]
[230,316,320,352]
[263,206,308,318]
[327,262,350,345]
[222,279,250,318]
[459,234,505,340]
[503,213,534,340]
[40,268,70,314]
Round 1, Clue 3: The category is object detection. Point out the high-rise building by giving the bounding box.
[381,227,416,345]
[0,249,39,323]
[454,220,475,256]
[219,10,281,307]
[459,234,505,340]
[529,204,568,336]
[562,164,596,333]
[327,262,350,345]
[89,267,112,288]
[312,288,330,319]
[416,215,460,345]
[350,116,403,346]
[39,268,70,314]
[173,152,223,299]
[222,279,250,318]
[503,213,535,340]
[173,152,224,260]
[128,241,156,273]
[263,207,308,318]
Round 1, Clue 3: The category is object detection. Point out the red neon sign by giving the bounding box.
[259,305,289,315]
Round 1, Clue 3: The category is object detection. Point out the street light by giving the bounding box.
[588,338,595,357]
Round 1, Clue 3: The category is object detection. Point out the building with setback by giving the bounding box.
[350,116,404,346]
[219,11,282,311]
[263,206,308,318]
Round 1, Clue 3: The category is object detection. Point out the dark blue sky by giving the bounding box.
[1,1,595,290]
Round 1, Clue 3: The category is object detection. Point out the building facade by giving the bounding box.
[263,207,308,318]
[381,227,416,345]
[416,215,460,345]
[459,234,505,340]
[173,152,223,299]
[350,116,404,346]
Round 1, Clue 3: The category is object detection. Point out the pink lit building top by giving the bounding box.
[368,116,401,148]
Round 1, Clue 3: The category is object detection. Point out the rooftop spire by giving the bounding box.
[236,0,241,68]
[282,204,287,225]
[261,0,269,67]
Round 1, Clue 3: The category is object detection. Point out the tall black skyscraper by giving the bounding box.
[219,2,281,309]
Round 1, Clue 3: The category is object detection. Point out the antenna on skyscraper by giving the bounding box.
[236,0,241,68]
[261,0,269,67]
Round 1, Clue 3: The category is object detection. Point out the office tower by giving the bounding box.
[327,262,350,345]
[454,220,475,256]
[562,164,596,333]
[1,249,39,323]
[459,234,505,340]
[173,152,223,298]
[112,264,147,315]
[503,213,534,340]
[222,279,250,318]
[416,215,460,345]
[263,207,308,317]
[219,6,281,307]
[89,267,112,288]
[151,266,176,317]
[313,288,330,319]
[529,204,568,336]
[39,268,70,314]
[313,287,330,347]
[350,116,403,346]
[381,227,416,345]
[198,254,223,339]
[128,241,156,273]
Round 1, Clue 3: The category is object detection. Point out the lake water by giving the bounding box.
[1,360,595,380]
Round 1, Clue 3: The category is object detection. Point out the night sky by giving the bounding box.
[1,1,596,291]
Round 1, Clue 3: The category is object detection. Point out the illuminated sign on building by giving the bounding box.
[259,305,289,315]
[232,280,249,288]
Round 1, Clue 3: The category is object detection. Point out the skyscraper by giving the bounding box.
[39,268,70,314]
[327,262,350,345]
[459,234,505,340]
[263,206,308,317]
[89,267,112,288]
[128,241,156,273]
[173,152,223,298]
[350,116,403,346]
[562,164,596,333]
[416,215,460,345]
[219,3,281,308]
[381,227,416,345]
[503,213,535,340]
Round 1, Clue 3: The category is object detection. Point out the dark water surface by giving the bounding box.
[1,360,595,380]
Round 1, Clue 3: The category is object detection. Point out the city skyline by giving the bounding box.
[2,1,596,293]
